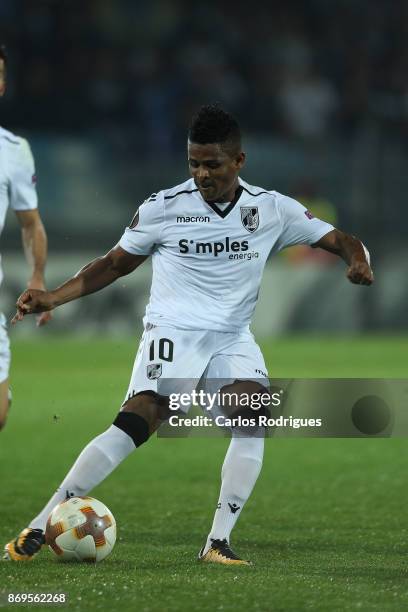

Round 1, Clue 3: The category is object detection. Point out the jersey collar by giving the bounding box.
[203,184,244,219]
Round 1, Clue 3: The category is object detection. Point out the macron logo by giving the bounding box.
[176,215,210,223]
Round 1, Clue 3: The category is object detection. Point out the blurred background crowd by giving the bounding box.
[2,0,408,245]
[1,0,407,332]
[2,0,408,142]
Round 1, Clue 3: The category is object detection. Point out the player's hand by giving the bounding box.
[346,261,374,285]
[35,310,53,327]
[24,280,54,326]
[12,289,56,324]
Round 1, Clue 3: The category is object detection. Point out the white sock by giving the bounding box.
[29,425,135,531]
[204,433,264,553]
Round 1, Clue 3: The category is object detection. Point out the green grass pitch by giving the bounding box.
[0,336,407,611]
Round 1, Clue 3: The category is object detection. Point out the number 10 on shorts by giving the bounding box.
[149,338,174,363]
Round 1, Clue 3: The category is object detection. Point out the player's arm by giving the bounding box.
[9,137,53,325]
[16,209,48,290]
[13,246,147,323]
[313,229,374,285]
[15,208,52,326]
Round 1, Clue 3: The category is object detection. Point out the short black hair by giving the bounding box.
[188,104,242,156]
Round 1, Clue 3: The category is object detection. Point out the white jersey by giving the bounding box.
[0,126,38,287]
[119,177,334,332]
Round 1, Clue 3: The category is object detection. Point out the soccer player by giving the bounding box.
[4,104,373,564]
[0,45,51,430]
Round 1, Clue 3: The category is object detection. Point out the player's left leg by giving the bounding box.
[199,385,266,565]
[198,331,269,565]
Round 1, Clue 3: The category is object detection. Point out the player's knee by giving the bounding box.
[229,406,269,437]
[229,392,270,436]
[114,391,171,445]
[219,380,271,430]
[233,404,270,422]
[112,411,150,447]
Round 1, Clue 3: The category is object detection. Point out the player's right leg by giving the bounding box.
[0,378,11,430]
[4,324,211,561]
[0,313,11,430]
[3,391,170,561]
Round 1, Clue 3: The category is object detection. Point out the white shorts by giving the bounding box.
[124,324,269,414]
[0,313,11,384]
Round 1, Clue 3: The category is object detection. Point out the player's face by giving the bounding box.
[0,59,5,97]
[188,141,245,203]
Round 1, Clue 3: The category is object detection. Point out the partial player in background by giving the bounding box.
[4,104,373,565]
[0,45,51,429]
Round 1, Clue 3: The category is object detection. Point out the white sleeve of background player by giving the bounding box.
[118,192,165,256]
[362,243,371,265]
[8,138,38,211]
[274,193,335,251]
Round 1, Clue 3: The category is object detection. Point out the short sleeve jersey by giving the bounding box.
[0,126,38,287]
[119,177,334,332]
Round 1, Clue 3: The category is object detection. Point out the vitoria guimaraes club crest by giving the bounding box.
[240,207,259,233]
[147,363,162,380]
